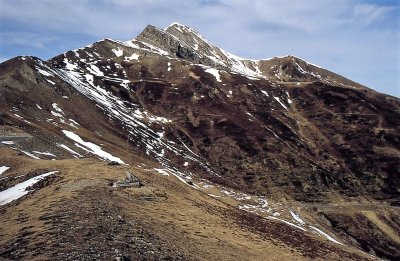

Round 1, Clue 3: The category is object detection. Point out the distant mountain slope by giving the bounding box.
[0,22,399,260]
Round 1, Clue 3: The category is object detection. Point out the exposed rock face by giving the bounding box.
[136,25,218,66]
[0,22,399,260]
[136,23,367,86]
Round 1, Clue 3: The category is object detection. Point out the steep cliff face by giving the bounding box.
[0,23,399,260]
[136,23,367,87]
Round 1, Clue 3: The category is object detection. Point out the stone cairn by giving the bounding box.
[113,171,141,188]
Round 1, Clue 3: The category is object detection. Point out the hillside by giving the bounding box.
[0,22,399,260]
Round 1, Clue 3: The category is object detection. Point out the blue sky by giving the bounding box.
[0,0,399,97]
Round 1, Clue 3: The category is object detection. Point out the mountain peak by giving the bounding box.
[164,22,211,48]
[165,22,199,34]
[130,23,362,84]
[165,21,187,29]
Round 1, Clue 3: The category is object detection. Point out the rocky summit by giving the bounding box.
[0,22,399,260]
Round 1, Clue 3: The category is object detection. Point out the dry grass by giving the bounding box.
[0,147,377,260]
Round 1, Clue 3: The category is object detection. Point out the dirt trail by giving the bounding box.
[297,202,400,211]
[360,211,400,245]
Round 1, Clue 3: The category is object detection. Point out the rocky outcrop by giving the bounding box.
[135,25,220,67]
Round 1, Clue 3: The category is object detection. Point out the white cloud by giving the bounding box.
[0,0,398,96]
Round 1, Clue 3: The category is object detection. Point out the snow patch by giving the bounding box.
[46,79,56,85]
[33,151,56,157]
[52,103,64,115]
[138,41,169,56]
[64,58,78,71]
[153,168,170,176]
[267,216,306,231]
[88,64,104,76]
[261,90,269,97]
[169,22,184,33]
[286,91,293,104]
[62,130,124,164]
[57,143,82,158]
[148,115,171,124]
[273,96,288,110]
[309,226,344,245]
[205,68,221,82]
[37,68,52,77]
[290,210,305,225]
[0,171,58,206]
[68,119,80,128]
[21,150,40,160]
[14,114,23,119]
[0,166,10,176]
[124,53,139,61]
[112,48,123,57]
[51,111,63,118]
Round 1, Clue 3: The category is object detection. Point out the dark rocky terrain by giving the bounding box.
[0,22,399,260]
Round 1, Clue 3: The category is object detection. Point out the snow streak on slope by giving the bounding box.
[57,144,83,158]
[195,177,344,245]
[0,166,10,176]
[310,226,344,245]
[62,130,124,164]
[0,171,58,205]
[205,68,221,82]
[44,56,215,183]
[290,210,305,225]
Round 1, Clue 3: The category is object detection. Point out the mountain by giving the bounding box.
[0,22,399,260]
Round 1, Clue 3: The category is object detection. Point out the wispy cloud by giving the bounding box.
[0,0,397,37]
[0,0,398,96]
[353,3,396,26]
[0,32,57,48]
